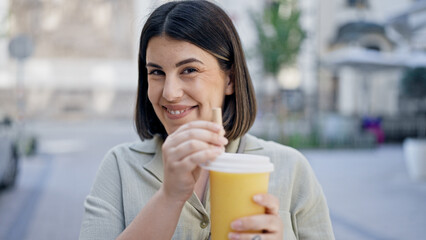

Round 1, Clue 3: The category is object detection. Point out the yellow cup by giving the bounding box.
[203,153,274,240]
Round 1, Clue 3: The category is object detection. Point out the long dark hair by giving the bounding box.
[135,0,257,141]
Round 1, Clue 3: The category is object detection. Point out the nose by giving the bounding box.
[162,75,183,102]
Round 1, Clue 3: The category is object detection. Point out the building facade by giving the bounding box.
[315,0,425,117]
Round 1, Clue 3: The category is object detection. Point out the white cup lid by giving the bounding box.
[202,153,274,173]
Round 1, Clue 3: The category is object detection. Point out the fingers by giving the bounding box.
[164,121,226,150]
[163,121,227,165]
[171,128,228,151]
[174,124,227,146]
[253,194,280,215]
[228,194,283,240]
[177,147,224,170]
[167,139,218,161]
[174,120,224,135]
[230,215,282,233]
[160,120,227,203]
[228,233,274,240]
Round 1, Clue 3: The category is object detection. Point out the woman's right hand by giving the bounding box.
[160,120,228,203]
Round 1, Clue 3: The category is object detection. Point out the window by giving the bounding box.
[364,45,381,51]
[347,0,369,8]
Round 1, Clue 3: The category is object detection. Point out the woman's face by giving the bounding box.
[146,36,234,135]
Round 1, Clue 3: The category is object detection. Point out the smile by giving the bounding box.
[163,105,197,119]
[167,109,189,115]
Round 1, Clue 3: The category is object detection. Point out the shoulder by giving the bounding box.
[244,134,316,185]
[108,135,160,157]
[244,135,327,211]
[245,134,308,166]
[92,136,161,187]
[101,135,161,167]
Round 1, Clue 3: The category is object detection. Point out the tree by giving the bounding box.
[252,0,305,77]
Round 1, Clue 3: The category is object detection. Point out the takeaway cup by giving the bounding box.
[202,153,274,240]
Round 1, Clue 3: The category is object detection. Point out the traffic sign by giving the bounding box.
[8,34,34,60]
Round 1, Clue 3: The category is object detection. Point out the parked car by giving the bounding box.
[0,114,20,189]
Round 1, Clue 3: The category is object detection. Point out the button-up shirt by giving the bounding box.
[79,134,334,239]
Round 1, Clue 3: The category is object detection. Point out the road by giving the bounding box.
[0,120,425,240]
[0,120,139,240]
[302,146,426,240]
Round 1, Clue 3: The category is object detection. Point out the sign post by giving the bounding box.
[8,34,33,122]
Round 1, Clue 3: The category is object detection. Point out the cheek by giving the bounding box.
[147,82,160,104]
[199,73,226,94]
[147,89,154,105]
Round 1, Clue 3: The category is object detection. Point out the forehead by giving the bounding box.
[146,36,214,63]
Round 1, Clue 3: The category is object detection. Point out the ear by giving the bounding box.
[224,74,234,95]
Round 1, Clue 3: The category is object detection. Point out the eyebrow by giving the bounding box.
[175,58,204,67]
[146,62,162,69]
[146,58,204,68]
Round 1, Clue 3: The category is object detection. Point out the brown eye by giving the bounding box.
[182,68,198,74]
[148,69,164,75]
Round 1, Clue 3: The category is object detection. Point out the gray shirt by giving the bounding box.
[79,134,334,239]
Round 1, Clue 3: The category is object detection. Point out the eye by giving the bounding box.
[182,67,198,74]
[148,69,164,75]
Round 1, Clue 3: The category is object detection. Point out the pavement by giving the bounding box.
[0,119,139,240]
[0,120,425,240]
[302,146,426,240]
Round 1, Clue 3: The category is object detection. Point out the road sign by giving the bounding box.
[8,34,34,60]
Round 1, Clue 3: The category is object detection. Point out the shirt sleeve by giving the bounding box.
[289,149,335,240]
[79,150,125,240]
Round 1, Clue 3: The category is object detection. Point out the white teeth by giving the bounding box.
[168,109,186,115]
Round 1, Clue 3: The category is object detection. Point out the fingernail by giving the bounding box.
[253,194,262,202]
[221,137,228,145]
[228,232,240,239]
[231,220,242,230]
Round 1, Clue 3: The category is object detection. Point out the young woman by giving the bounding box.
[80,1,334,239]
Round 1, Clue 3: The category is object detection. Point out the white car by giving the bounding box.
[0,115,19,189]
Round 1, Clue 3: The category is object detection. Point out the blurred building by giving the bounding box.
[312,0,426,143]
[253,0,426,145]
[0,0,263,120]
[0,0,140,120]
[0,0,425,143]
[316,0,426,117]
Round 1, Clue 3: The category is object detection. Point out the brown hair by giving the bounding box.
[135,0,257,141]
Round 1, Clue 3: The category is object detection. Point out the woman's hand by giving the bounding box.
[160,120,227,204]
[228,194,284,240]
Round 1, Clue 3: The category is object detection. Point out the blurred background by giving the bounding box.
[0,0,425,239]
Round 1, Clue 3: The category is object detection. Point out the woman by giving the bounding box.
[80,1,334,239]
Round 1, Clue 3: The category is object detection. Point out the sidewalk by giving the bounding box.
[302,145,426,240]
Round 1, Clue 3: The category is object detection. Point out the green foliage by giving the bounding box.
[400,67,426,98]
[252,0,305,76]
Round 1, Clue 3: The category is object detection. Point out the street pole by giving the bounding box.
[16,59,25,122]
[8,34,34,155]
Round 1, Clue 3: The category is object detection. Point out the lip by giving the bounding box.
[163,105,197,120]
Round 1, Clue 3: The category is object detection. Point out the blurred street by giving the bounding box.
[303,146,426,240]
[0,120,425,240]
[0,120,139,240]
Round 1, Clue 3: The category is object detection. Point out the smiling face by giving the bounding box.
[145,36,234,135]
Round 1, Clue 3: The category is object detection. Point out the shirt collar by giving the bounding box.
[129,135,165,182]
[226,137,240,153]
[244,134,263,151]
[129,135,160,154]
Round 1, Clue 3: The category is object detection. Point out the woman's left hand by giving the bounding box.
[228,194,283,240]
